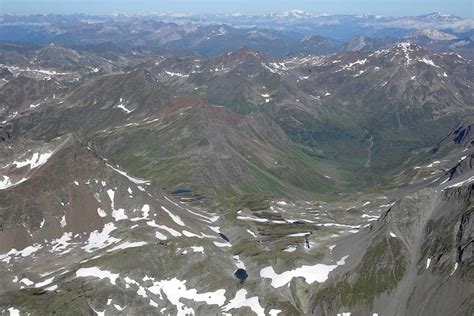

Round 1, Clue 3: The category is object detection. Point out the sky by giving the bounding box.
[0,0,473,18]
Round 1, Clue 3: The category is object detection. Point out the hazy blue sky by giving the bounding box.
[1,0,473,17]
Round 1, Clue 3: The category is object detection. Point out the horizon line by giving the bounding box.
[0,10,469,19]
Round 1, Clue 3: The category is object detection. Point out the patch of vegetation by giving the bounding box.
[231,237,325,266]
[225,192,271,212]
[0,283,96,315]
[315,237,407,310]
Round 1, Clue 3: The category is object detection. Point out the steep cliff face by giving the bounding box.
[378,184,473,316]
[311,156,474,316]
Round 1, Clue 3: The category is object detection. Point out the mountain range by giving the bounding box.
[0,13,473,316]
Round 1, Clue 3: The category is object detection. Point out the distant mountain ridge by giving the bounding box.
[1,12,472,58]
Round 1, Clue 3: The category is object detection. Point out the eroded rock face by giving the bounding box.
[455,205,473,264]
[309,182,474,316]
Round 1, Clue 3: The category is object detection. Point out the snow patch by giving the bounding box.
[35,276,54,288]
[97,208,107,217]
[223,289,264,316]
[237,216,268,223]
[419,57,439,67]
[213,241,231,248]
[0,244,43,264]
[260,256,349,288]
[82,223,119,252]
[155,231,168,240]
[147,220,182,237]
[288,232,310,237]
[191,246,204,253]
[233,255,246,269]
[76,267,119,285]
[107,241,147,252]
[445,176,474,188]
[106,164,150,184]
[20,278,34,286]
[246,229,257,237]
[450,262,458,275]
[112,208,128,221]
[147,277,226,315]
[7,307,20,316]
[13,152,53,169]
[116,98,133,114]
[161,206,185,226]
[164,71,189,78]
[51,232,73,253]
[60,215,67,227]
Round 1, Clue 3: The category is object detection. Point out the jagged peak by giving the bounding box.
[371,42,427,66]
[37,42,82,59]
[393,42,423,51]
